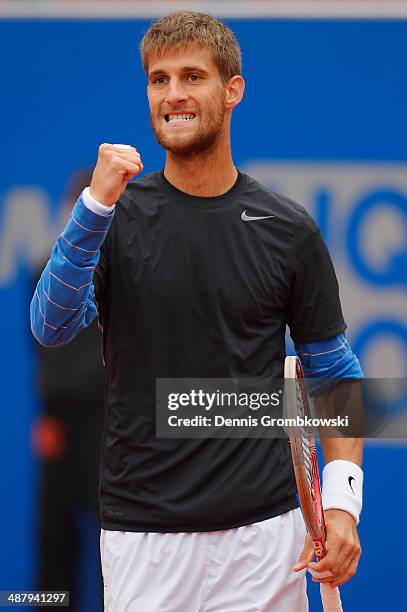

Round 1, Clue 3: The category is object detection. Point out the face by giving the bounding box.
[147,46,228,156]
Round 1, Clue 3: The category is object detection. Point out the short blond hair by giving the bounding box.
[140,11,242,83]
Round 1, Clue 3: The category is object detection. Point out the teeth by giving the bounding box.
[167,114,195,123]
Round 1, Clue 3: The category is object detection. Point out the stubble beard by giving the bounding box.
[150,95,226,158]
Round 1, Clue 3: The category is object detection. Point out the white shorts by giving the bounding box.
[101,508,308,612]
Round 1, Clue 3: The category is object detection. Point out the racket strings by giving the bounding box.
[296,379,316,497]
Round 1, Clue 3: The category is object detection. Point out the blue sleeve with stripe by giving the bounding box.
[30,194,114,348]
[295,332,364,396]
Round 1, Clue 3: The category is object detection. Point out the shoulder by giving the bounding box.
[243,173,318,237]
[98,172,162,243]
[118,171,161,207]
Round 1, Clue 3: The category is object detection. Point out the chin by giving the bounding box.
[155,130,221,157]
[165,141,207,156]
[160,135,196,155]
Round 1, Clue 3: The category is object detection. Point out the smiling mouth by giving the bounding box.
[164,113,196,123]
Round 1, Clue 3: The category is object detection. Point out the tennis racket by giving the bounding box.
[284,356,343,612]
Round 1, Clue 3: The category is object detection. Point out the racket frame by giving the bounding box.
[284,356,343,612]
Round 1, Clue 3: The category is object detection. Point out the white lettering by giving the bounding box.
[0,187,57,286]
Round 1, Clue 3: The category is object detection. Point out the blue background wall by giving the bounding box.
[1,17,406,611]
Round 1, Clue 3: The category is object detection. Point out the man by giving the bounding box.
[31,11,363,611]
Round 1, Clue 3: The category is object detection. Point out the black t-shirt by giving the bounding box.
[94,171,346,532]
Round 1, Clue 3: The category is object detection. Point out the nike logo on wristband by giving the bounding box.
[348,476,356,494]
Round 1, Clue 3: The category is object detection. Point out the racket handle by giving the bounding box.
[320,583,343,611]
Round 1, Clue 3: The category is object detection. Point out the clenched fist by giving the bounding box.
[89,143,143,206]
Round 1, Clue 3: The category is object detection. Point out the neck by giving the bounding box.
[163,129,237,197]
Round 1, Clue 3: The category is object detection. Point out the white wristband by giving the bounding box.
[322,459,363,524]
[81,187,115,217]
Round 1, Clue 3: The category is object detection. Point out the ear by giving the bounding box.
[225,75,245,109]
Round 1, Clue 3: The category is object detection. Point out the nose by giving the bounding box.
[164,78,189,107]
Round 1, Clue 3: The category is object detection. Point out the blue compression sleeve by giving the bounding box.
[30,193,114,347]
[295,332,364,396]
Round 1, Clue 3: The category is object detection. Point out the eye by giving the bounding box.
[187,74,202,82]
[152,75,167,85]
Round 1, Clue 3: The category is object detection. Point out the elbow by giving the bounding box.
[30,301,56,347]
[31,321,78,349]
[30,296,78,348]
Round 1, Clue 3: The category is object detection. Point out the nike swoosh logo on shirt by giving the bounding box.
[241,210,275,222]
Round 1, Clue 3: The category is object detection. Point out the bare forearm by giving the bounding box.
[320,436,363,467]
[315,381,364,466]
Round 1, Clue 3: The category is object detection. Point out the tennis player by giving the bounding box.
[31,11,364,611]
